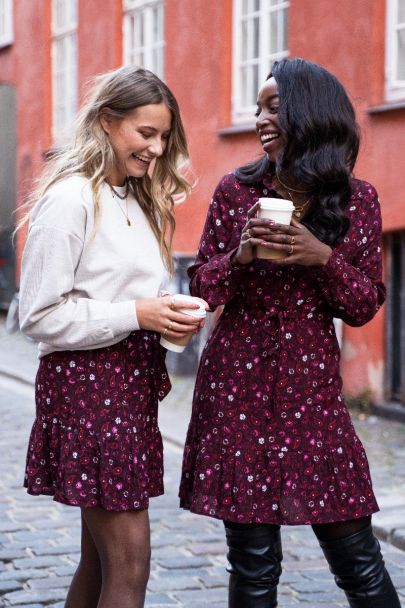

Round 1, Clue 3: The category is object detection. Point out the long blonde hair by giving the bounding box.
[18,66,192,274]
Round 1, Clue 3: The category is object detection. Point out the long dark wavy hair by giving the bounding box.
[235,58,360,245]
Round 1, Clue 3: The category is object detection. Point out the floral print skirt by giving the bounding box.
[24,331,171,511]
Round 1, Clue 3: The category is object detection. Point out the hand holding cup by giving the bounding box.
[160,294,207,352]
[232,198,294,265]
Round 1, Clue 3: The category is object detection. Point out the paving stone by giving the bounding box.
[155,555,212,570]
[147,575,203,592]
[0,522,29,533]
[3,587,67,605]
[173,587,226,604]
[145,593,178,605]
[199,575,227,589]
[392,527,405,551]
[290,578,336,593]
[0,549,27,561]
[31,543,79,556]
[183,604,224,608]
[49,565,76,577]
[13,530,65,542]
[8,605,44,608]
[0,568,48,581]
[13,556,64,570]
[27,575,72,589]
[188,541,226,556]
[0,579,21,593]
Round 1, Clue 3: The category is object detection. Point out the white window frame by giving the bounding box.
[123,0,164,79]
[232,0,289,124]
[51,0,78,143]
[0,0,13,47]
[385,0,405,101]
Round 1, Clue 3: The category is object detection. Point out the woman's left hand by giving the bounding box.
[260,217,332,266]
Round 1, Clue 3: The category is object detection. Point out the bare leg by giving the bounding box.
[65,511,102,608]
[82,506,151,608]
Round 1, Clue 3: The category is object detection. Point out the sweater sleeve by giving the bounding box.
[19,191,139,350]
[311,183,386,327]
[188,175,248,309]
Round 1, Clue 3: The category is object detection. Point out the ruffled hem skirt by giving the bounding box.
[179,437,379,525]
[24,331,171,511]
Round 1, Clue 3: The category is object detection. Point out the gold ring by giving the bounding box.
[168,321,173,331]
[291,236,295,246]
[163,327,168,336]
[170,298,175,310]
[288,243,294,255]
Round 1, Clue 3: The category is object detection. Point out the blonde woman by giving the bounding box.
[18,66,203,608]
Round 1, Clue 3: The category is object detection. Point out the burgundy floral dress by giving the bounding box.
[179,172,386,525]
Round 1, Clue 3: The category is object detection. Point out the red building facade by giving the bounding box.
[1,0,404,409]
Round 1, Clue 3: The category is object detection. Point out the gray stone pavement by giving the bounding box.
[0,317,405,607]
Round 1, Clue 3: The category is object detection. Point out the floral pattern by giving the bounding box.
[25,331,171,511]
[179,172,386,525]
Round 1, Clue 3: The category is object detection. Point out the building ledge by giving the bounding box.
[368,100,405,115]
[218,123,256,136]
[372,401,405,423]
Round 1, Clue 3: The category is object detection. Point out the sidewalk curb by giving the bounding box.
[0,364,35,387]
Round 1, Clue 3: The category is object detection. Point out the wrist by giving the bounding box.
[320,245,333,267]
[230,250,244,268]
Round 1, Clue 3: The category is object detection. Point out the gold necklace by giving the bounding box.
[107,180,132,226]
[275,172,311,194]
[274,174,311,218]
[291,196,311,218]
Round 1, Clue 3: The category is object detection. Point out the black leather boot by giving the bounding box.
[319,523,401,607]
[224,523,283,608]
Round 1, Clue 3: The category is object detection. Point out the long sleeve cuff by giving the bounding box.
[109,300,140,336]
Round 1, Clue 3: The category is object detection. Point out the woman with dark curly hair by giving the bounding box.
[179,58,400,607]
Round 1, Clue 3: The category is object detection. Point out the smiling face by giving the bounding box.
[100,102,172,185]
[256,76,284,163]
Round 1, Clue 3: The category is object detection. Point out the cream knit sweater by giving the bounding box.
[19,176,167,358]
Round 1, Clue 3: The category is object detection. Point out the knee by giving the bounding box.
[103,545,151,588]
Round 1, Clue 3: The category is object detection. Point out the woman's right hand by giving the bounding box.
[135,296,205,339]
[232,202,273,266]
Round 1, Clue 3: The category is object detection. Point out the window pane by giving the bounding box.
[241,19,248,60]
[397,28,405,79]
[398,0,405,23]
[253,16,259,57]
[135,11,144,48]
[240,66,248,107]
[252,63,259,102]
[281,7,288,51]
[270,11,278,54]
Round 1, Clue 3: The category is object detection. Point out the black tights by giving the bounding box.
[224,515,371,542]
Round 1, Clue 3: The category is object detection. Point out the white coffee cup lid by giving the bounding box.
[259,197,295,211]
[171,294,207,318]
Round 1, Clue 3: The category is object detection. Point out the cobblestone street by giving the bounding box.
[0,322,405,607]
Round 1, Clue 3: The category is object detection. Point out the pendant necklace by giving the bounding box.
[107,179,132,226]
[275,173,312,219]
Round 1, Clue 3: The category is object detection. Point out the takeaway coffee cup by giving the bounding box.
[160,294,207,353]
[256,197,295,260]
